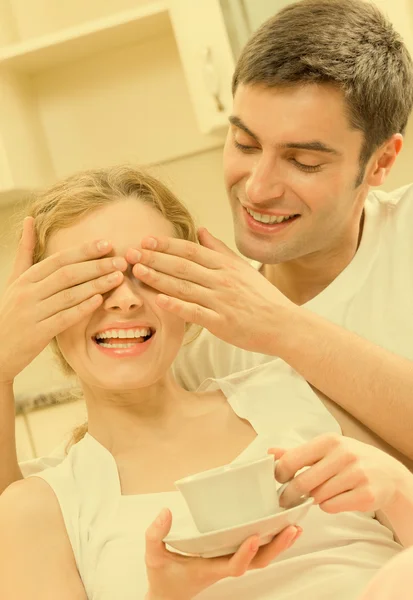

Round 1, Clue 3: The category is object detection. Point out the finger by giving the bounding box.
[268,448,287,463]
[133,263,210,306]
[24,239,115,284]
[140,236,225,269]
[250,526,301,569]
[319,488,373,514]
[197,228,239,259]
[276,433,342,483]
[37,256,127,301]
[311,466,364,506]
[156,294,219,327]
[279,451,351,506]
[38,270,124,321]
[128,248,215,288]
[214,535,260,579]
[41,293,104,337]
[145,508,172,569]
[8,217,36,283]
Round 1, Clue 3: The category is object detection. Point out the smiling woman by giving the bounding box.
[21,166,199,448]
[25,165,198,372]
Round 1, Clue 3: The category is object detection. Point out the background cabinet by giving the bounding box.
[168,0,297,134]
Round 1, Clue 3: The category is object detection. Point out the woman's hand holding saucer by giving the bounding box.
[270,434,410,514]
[145,508,302,600]
[0,217,127,384]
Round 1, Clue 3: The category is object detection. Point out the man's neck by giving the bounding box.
[262,212,365,306]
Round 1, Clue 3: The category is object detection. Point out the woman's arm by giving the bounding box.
[0,383,22,494]
[380,468,413,547]
[0,477,87,600]
[272,434,413,547]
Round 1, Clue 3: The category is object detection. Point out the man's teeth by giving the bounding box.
[246,208,296,224]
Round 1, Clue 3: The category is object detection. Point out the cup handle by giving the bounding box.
[274,460,309,504]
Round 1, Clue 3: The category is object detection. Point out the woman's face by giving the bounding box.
[46,198,186,390]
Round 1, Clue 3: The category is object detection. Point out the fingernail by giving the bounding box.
[156,508,168,527]
[129,249,141,262]
[135,264,149,276]
[290,527,303,544]
[250,538,260,552]
[144,238,157,250]
[107,271,121,282]
[97,240,110,251]
[112,258,125,269]
[286,527,298,546]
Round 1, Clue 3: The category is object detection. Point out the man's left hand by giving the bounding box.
[127,228,294,354]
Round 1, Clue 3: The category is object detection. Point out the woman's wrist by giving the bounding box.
[145,593,174,600]
[381,466,413,547]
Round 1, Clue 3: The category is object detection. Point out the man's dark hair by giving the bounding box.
[233,0,413,171]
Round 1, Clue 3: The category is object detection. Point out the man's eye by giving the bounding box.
[291,159,322,172]
[234,140,258,152]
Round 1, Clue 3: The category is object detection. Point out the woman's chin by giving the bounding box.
[78,367,161,391]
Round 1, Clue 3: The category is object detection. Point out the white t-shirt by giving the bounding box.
[19,183,413,474]
[29,362,401,600]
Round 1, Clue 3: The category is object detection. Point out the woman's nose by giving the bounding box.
[102,276,144,313]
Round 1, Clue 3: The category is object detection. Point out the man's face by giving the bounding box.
[223,83,369,265]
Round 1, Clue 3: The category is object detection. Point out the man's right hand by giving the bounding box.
[0,217,127,384]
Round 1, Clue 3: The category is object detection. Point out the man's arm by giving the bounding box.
[0,383,23,494]
[125,232,413,461]
[273,305,413,460]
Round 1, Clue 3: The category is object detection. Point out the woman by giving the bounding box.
[0,165,411,600]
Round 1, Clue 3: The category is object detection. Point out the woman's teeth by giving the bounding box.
[246,207,297,224]
[94,328,152,348]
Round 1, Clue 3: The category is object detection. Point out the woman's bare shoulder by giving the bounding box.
[0,477,87,599]
[0,476,61,524]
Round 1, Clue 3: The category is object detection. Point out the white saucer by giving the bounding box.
[164,498,314,558]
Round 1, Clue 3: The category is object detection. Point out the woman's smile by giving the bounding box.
[92,322,156,358]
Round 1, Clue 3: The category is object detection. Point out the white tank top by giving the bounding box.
[31,361,401,599]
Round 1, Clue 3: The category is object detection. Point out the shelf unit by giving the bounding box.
[0,1,178,206]
[0,3,170,73]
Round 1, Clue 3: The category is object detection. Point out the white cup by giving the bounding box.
[175,455,299,533]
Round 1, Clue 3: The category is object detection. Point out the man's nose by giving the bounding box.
[245,157,285,205]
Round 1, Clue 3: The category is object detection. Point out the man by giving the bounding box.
[130,0,413,467]
[1,0,413,489]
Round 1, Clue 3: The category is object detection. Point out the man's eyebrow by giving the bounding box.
[228,115,259,141]
[279,141,341,156]
[228,116,340,156]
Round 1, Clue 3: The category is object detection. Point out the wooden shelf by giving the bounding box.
[0,2,170,73]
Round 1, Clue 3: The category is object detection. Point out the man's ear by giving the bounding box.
[366,134,403,187]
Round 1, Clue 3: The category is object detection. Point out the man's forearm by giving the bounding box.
[272,306,413,460]
[0,383,23,494]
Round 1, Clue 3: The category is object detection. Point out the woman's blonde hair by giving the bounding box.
[20,165,199,450]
